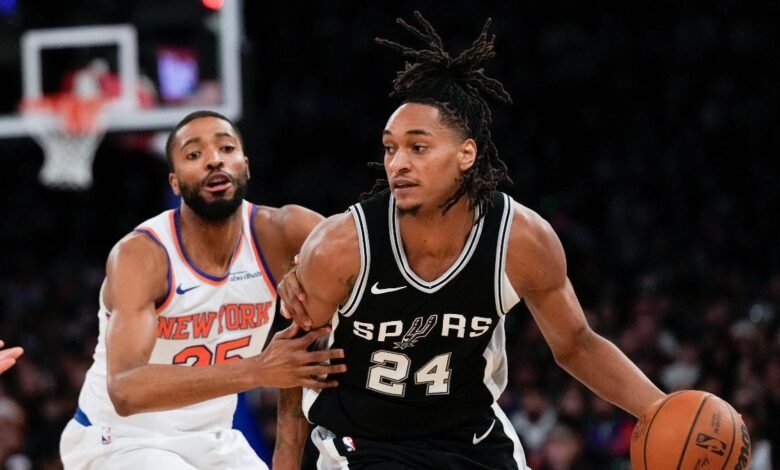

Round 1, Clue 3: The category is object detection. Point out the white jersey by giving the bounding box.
[76,201,277,434]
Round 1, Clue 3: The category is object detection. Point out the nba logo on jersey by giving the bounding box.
[342,436,356,452]
[101,426,112,445]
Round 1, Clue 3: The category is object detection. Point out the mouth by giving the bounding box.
[391,180,417,191]
[203,172,233,193]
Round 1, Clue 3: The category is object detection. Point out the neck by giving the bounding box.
[397,196,475,258]
[178,203,243,275]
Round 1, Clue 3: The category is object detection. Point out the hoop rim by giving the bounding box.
[20,93,112,136]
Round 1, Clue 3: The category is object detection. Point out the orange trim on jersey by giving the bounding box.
[135,225,176,313]
[247,204,278,300]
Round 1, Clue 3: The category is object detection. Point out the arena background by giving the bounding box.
[0,1,778,468]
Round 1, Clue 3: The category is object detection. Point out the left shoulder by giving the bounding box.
[250,203,324,279]
[504,198,567,295]
[252,204,324,244]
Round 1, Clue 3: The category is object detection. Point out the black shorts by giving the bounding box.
[310,405,528,469]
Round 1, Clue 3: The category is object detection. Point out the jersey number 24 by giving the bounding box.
[367,350,451,397]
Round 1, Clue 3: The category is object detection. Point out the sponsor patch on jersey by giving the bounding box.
[101,426,112,445]
[229,270,262,282]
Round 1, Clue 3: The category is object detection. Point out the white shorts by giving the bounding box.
[60,419,268,470]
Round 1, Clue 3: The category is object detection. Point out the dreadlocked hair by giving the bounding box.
[364,11,513,218]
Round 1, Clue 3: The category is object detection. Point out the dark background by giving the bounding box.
[0,1,778,468]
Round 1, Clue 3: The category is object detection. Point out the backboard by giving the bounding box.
[0,0,243,188]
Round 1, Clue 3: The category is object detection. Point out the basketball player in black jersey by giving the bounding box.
[274,13,666,469]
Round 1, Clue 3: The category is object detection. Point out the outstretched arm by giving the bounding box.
[104,233,345,417]
[0,340,23,374]
[507,202,665,418]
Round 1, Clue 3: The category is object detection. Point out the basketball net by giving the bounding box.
[20,93,109,190]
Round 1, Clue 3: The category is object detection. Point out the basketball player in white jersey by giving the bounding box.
[60,110,346,469]
[275,14,667,469]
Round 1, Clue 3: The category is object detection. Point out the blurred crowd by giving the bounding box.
[1,1,778,469]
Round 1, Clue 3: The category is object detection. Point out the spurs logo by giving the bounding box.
[394,315,437,350]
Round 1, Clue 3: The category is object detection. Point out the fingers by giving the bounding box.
[305,348,345,363]
[302,379,339,390]
[0,346,23,361]
[0,347,22,374]
[280,300,292,320]
[0,359,15,374]
[298,327,332,348]
[278,271,312,330]
[273,322,300,341]
[304,363,347,376]
[301,378,340,390]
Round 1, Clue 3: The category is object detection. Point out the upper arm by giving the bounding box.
[104,233,169,380]
[505,203,590,359]
[296,212,361,328]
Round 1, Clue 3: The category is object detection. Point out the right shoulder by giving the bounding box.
[104,231,170,309]
[107,231,168,271]
[296,210,361,308]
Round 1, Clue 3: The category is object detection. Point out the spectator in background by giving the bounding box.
[539,425,589,470]
[0,395,31,469]
[582,396,633,465]
[512,387,559,466]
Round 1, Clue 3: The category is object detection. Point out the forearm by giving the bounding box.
[108,360,257,416]
[557,331,665,417]
[273,387,310,470]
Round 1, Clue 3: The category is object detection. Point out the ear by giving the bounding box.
[458,138,477,172]
[169,173,181,196]
[245,156,251,180]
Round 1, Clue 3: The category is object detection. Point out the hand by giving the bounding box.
[0,340,23,374]
[279,257,314,331]
[255,323,345,389]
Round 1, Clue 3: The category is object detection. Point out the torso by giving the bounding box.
[304,191,520,439]
[77,201,278,433]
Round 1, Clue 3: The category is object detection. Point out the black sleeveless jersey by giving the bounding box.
[304,191,519,439]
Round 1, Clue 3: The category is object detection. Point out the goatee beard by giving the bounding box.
[396,205,421,217]
[179,176,248,222]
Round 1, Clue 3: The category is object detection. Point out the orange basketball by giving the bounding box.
[630,390,751,470]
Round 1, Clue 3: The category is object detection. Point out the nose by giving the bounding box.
[205,148,224,170]
[387,149,410,175]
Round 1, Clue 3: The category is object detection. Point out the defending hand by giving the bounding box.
[255,323,345,390]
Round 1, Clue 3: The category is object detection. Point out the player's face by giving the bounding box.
[382,103,476,215]
[168,117,249,221]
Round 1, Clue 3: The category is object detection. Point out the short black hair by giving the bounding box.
[367,12,513,218]
[164,110,244,171]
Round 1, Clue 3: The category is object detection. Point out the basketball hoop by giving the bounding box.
[20,93,110,190]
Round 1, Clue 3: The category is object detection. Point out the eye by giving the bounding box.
[186,151,200,160]
[221,145,236,153]
[412,144,427,153]
[383,144,396,155]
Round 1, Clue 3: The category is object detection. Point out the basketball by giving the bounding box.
[631,390,751,469]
